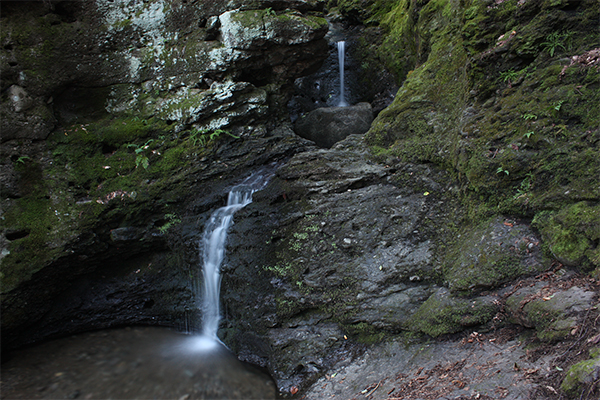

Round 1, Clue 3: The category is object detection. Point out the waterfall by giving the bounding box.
[198,171,272,345]
[337,41,348,107]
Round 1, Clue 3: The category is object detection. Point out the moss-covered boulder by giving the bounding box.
[533,202,600,270]
[405,287,499,337]
[506,280,596,341]
[561,347,600,397]
[444,217,545,293]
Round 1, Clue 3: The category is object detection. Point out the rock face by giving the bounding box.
[294,102,373,148]
[0,0,328,350]
[0,0,329,140]
[218,135,504,392]
[2,0,600,399]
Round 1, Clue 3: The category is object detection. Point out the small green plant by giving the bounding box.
[553,100,566,111]
[265,7,276,17]
[499,69,520,84]
[127,139,154,169]
[513,173,533,199]
[496,166,509,175]
[15,155,31,164]
[158,213,181,234]
[189,129,209,146]
[264,262,294,277]
[499,67,530,87]
[305,224,320,232]
[524,131,535,139]
[522,113,538,120]
[540,31,572,57]
[188,128,240,147]
[293,232,309,240]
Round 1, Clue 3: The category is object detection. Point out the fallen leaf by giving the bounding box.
[570,326,578,335]
[587,334,600,344]
[545,385,558,394]
[524,368,539,375]
[290,386,299,395]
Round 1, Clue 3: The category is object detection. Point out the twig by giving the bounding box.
[365,381,381,398]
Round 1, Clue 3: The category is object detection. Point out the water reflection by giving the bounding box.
[1,327,275,399]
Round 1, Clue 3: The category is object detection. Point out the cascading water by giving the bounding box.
[337,40,348,107]
[197,171,272,347]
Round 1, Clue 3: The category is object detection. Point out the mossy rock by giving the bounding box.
[561,347,600,397]
[444,217,544,293]
[506,282,596,341]
[405,287,498,337]
[533,202,600,270]
[359,0,599,235]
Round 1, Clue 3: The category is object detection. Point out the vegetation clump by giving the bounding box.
[356,0,599,271]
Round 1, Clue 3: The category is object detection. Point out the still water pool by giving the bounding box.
[1,326,276,399]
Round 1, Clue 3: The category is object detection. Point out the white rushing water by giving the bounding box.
[199,172,272,344]
[337,41,348,107]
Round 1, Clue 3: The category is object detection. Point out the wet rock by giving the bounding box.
[293,103,374,148]
[406,287,499,337]
[219,9,327,50]
[532,202,600,270]
[221,135,463,388]
[110,227,144,242]
[561,347,600,397]
[266,323,345,393]
[444,217,545,294]
[506,280,597,341]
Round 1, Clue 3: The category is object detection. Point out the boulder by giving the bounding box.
[444,217,545,294]
[506,280,597,341]
[405,287,499,337]
[561,348,600,397]
[294,103,373,148]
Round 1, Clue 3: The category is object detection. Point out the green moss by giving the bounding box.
[533,202,600,269]
[561,347,600,397]
[344,322,387,344]
[0,160,75,293]
[363,0,599,239]
[0,111,212,295]
[1,197,61,293]
[406,290,497,337]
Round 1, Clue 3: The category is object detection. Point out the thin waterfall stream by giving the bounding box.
[1,171,278,399]
[197,171,273,346]
[337,40,348,107]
